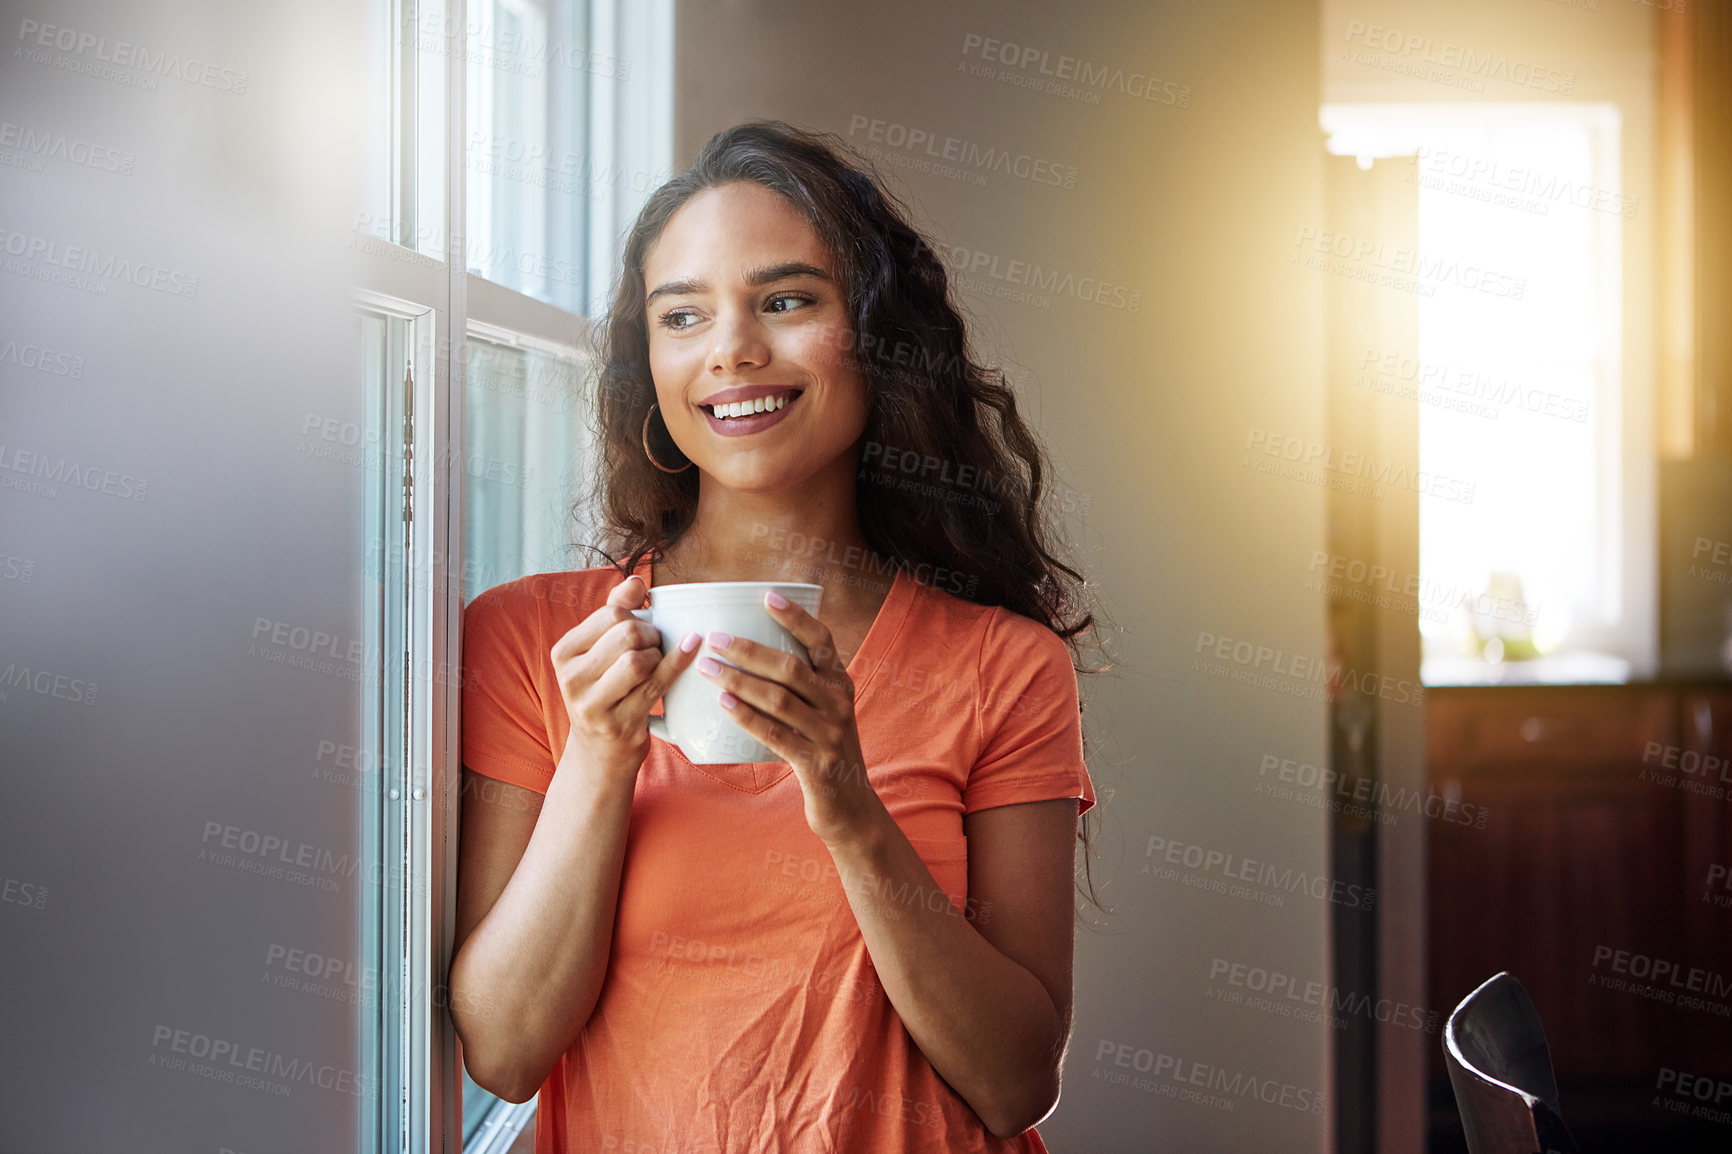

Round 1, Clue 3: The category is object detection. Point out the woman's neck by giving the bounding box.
[657,453,880,589]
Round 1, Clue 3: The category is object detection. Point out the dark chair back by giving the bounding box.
[1443,972,1580,1154]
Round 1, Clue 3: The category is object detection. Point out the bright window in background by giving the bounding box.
[466,0,573,307]
[466,0,674,315]
[1322,103,1641,683]
[463,325,593,601]
[356,0,449,255]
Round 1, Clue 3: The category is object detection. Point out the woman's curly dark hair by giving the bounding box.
[582,120,1108,913]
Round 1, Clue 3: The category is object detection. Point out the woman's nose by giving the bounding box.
[706,309,771,374]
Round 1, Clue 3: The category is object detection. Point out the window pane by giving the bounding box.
[464,0,675,315]
[1412,110,1619,663]
[1319,103,1630,674]
[360,6,395,241]
[356,0,450,257]
[465,0,589,312]
[464,334,591,600]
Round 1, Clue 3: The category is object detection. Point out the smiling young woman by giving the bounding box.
[450,121,1104,1153]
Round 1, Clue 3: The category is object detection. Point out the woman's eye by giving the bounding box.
[658,308,700,331]
[766,293,812,315]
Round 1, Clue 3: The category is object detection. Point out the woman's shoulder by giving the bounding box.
[905,577,1071,672]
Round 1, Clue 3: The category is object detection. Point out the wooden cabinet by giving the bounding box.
[1426,685,1732,1148]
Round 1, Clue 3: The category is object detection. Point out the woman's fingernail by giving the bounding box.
[718,691,738,711]
[706,631,733,650]
[697,656,721,676]
[680,631,701,654]
[764,590,790,610]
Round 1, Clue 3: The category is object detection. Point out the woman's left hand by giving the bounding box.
[696,592,884,847]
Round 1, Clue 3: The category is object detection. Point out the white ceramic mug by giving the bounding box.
[632,581,824,764]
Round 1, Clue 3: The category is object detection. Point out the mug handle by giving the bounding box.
[630,608,673,745]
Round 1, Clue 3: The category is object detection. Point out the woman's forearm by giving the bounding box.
[825,805,1066,1138]
[449,752,637,1102]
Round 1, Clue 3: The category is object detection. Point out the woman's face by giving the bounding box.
[642,181,869,494]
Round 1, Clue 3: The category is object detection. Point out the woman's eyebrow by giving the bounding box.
[645,276,704,304]
[645,262,832,304]
[743,261,832,287]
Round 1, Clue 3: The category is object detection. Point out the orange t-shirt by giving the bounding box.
[460,556,1096,1153]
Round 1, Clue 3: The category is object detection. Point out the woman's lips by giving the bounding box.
[699,390,801,438]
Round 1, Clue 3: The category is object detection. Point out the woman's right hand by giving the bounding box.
[550,574,700,781]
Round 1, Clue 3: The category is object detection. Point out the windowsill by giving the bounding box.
[1421,651,1633,687]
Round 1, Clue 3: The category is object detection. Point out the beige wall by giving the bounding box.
[676,2,1334,1149]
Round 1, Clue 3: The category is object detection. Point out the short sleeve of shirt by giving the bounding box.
[460,582,557,794]
[963,606,1096,817]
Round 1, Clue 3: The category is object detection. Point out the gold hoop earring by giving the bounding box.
[641,403,693,474]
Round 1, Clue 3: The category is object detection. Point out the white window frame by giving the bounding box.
[351,1,673,1149]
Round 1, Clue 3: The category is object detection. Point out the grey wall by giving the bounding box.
[674,2,1335,1149]
[0,1,368,1149]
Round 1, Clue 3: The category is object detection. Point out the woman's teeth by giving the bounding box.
[710,392,793,420]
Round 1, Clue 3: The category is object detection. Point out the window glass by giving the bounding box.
[1320,103,1632,677]
[465,0,675,315]
[463,333,592,601]
[466,0,589,311]
[1413,112,1615,663]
